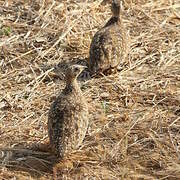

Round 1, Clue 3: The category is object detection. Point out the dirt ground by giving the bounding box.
[0,0,180,179]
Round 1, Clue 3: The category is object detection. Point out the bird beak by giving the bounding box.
[78,65,88,71]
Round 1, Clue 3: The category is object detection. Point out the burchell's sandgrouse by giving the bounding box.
[48,64,89,158]
[89,0,127,75]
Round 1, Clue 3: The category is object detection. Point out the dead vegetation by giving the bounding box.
[0,0,180,179]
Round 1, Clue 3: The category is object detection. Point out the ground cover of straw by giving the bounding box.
[0,0,180,179]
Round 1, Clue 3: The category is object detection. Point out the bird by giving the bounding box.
[48,64,89,158]
[54,57,91,81]
[89,0,127,75]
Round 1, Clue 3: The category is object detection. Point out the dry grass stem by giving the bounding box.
[0,0,180,179]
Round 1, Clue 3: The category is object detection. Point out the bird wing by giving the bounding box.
[109,29,124,68]
[48,96,67,156]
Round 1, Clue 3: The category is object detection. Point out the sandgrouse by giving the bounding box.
[89,0,127,75]
[48,65,89,158]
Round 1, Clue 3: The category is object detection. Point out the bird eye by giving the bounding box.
[74,67,79,72]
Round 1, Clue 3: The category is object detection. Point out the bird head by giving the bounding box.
[111,0,121,17]
[66,64,87,82]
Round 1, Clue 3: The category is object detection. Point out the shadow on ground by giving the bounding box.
[0,143,57,178]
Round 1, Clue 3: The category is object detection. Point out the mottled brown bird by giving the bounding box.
[48,64,89,158]
[89,0,127,75]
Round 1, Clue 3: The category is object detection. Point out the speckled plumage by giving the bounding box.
[48,65,89,158]
[89,0,127,75]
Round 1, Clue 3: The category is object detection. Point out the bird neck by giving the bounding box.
[111,1,121,24]
[112,10,120,19]
[64,79,80,94]
[104,16,121,27]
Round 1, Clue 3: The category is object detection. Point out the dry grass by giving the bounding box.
[0,0,180,179]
